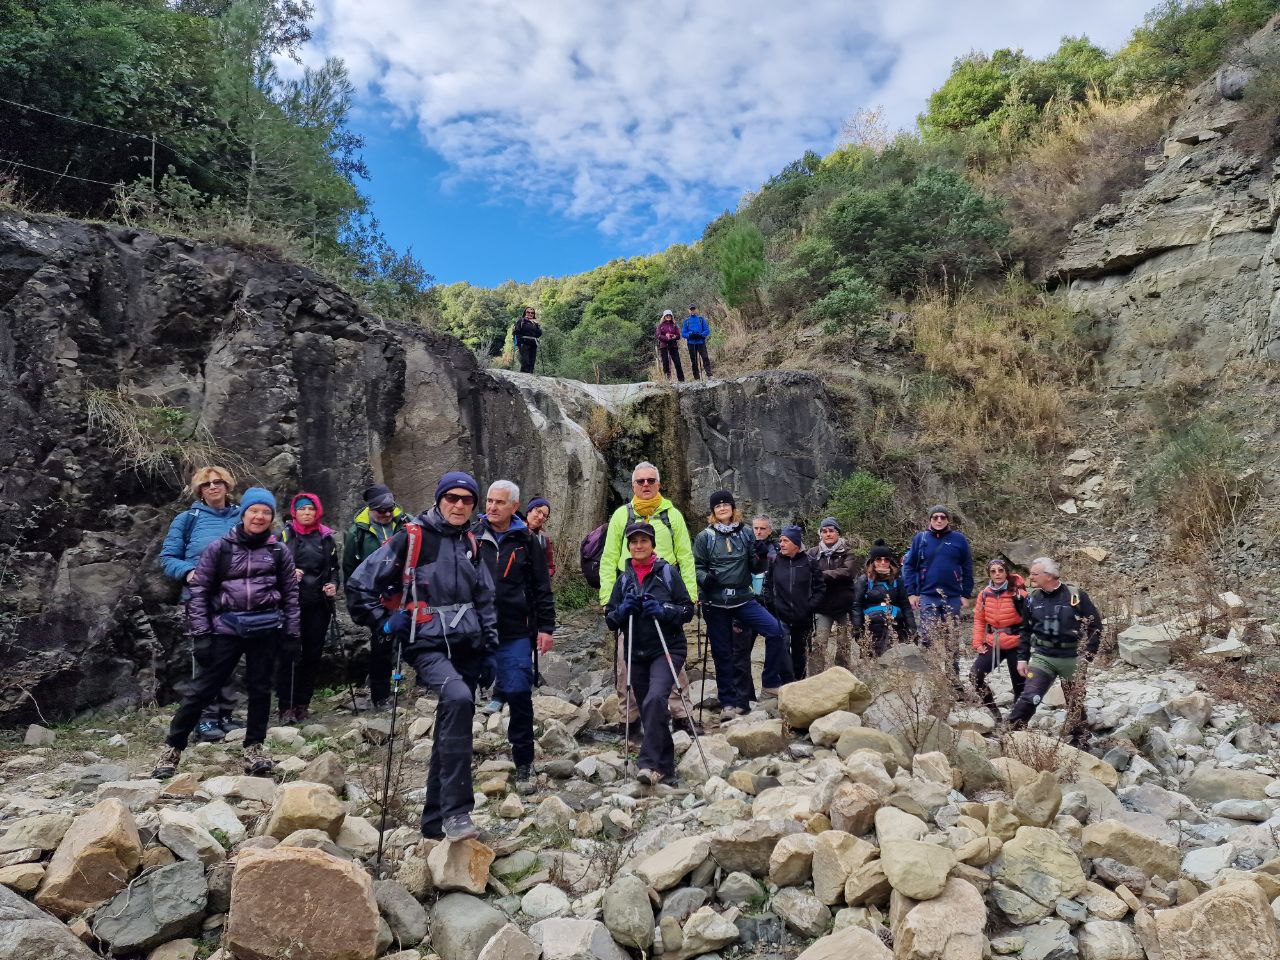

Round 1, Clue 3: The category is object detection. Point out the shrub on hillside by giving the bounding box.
[814,471,898,549]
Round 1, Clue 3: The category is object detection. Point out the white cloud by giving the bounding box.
[307,0,1152,243]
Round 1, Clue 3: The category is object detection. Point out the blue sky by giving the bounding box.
[304,1,1154,286]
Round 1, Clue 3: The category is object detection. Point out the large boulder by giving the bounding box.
[634,835,710,890]
[707,819,801,876]
[431,893,507,960]
[1082,820,1182,882]
[0,815,73,854]
[779,668,871,728]
[529,917,629,960]
[1117,623,1177,668]
[795,924,893,959]
[427,839,494,894]
[1078,919,1144,960]
[895,877,986,960]
[34,799,142,919]
[1152,880,1280,959]
[724,718,787,757]
[264,782,346,840]
[1182,767,1272,804]
[91,860,207,955]
[0,885,99,960]
[477,923,542,960]
[996,826,1087,906]
[811,831,876,905]
[226,847,379,960]
[158,809,226,865]
[880,840,955,901]
[602,874,654,951]
[1005,732,1118,789]
[373,879,428,948]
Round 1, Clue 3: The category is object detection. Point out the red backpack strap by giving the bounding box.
[402,523,423,591]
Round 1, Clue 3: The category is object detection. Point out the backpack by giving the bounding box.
[580,506,675,589]
[381,521,481,624]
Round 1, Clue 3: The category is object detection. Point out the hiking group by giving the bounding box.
[152,460,1101,842]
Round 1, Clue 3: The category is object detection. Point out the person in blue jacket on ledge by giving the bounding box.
[682,304,712,380]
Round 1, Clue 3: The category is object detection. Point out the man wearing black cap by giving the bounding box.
[762,526,825,680]
[343,483,410,709]
[681,304,712,380]
[807,517,858,670]
[346,470,499,841]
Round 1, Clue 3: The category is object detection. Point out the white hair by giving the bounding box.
[753,515,773,527]
[632,461,660,481]
[1030,556,1060,577]
[488,479,520,503]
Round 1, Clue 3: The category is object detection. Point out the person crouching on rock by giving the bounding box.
[969,557,1027,720]
[762,525,824,681]
[1007,556,1102,742]
[694,490,791,716]
[153,487,300,780]
[605,521,695,785]
[277,493,340,723]
[851,540,916,657]
[345,470,499,842]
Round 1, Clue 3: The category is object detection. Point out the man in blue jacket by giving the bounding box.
[903,505,973,651]
[158,466,243,741]
[682,304,712,380]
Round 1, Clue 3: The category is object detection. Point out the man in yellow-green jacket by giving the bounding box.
[599,461,700,734]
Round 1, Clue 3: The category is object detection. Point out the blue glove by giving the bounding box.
[642,597,665,619]
[382,609,412,639]
[616,595,642,619]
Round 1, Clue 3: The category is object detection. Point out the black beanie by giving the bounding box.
[867,539,896,563]
[709,490,735,510]
[363,484,396,511]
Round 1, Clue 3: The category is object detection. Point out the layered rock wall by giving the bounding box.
[0,213,852,723]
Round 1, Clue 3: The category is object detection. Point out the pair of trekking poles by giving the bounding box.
[615,605,709,780]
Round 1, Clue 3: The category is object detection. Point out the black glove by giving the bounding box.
[476,658,496,689]
[702,572,720,590]
[280,634,301,660]
[616,595,642,619]
[192,633,216,666]
[642,597,665,619]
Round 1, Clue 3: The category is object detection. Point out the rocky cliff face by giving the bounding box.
[1055,16,1280,386]
[0,212,853,724]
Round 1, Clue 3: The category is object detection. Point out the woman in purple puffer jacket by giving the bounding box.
[153,487,300,780]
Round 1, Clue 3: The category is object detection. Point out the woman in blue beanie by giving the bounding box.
[153,487,300,780]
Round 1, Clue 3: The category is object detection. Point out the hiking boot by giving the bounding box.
[480,697,504,715]
[243,744,275,777]
[760,687,780,698]
[673,716,704,737]
[636,768,661,786]
[514,765,537,795]
[195,720,226,743]
[152,746,182,780]
[219,716,245,732]
[278,707,298,724]
[719,706,746,723]
[370,699,391,713]
[294,706,310,723]
[442,814,480,841]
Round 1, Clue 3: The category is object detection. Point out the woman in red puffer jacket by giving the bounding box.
[970,557,1026,719]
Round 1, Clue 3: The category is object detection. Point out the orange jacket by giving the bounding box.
[972,575,1026,651]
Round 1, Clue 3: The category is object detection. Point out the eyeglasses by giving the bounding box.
[930,513,948,520]
[200,480,226,488]
[441,493,476,506]
[633,478,658,486]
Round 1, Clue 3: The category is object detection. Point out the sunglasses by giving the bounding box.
[200,479,226,488]
[441,493,476,506]
[930,514,948,520]
[634,478,658,486]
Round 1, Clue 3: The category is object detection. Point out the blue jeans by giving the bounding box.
[917,595,963,676]
[704,600,790,710]
[490,636,535,768]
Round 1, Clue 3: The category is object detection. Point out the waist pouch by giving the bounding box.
[221,610,283,640]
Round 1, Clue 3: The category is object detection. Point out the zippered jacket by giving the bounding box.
[342,506,409,579]
[807,539,858,617]
[187,526,300,638]
[972,575,1027,652]
[1019,583,1102,661]
[159,500,242,581]
[903,527,974,600]
[598,498,697,604]
[345,506,499,656]
[472,514,556,642]
[604,558,694,660]
[851,575,916,636]
[762,552,825,624]
[693,522,767,608]
[681,313,710,344]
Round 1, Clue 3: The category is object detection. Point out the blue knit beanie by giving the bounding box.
[435,470,479,503]
[780,525,804,547]
[527,496,551,513]
[240,487,277,516]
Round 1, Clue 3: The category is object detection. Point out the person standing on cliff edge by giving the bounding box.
[682,304,712,380]
[514,306,543,374]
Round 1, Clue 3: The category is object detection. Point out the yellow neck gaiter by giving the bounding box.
[631,494,663,518]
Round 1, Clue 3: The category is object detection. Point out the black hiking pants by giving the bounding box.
[687,342,711,379]
[518,340,538,373]
[969,645,1024,709]
[782,618,813,681]
[183,592,239,725]
[276,601,330,711]
[659,345,685,381]
[168,633,277,750]
[366,627,393,705]
[412,648,485,837]
[631,650,682,777]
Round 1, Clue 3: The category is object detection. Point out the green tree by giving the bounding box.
[716,219,765,309]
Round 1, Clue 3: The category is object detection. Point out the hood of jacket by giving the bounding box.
[289,492,333,537]
[475,513,528,545]
[189,499,240,519]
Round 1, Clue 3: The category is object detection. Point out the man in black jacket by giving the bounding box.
[1008,556,1103,739]
[346,470,499,842]
[473,479,555,794]
[762,525,824,681]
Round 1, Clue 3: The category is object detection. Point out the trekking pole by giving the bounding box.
[653,618,710,775]
[696,605,709,726]
[623,615,636,780]
[327,597,359,715]
[374,632,403,877]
